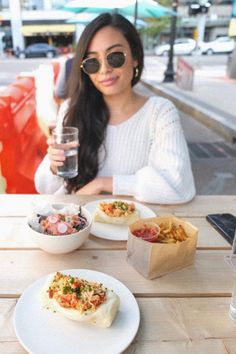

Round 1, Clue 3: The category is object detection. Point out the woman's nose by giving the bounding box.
[99,57,111,74]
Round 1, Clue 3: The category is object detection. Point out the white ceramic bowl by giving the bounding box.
[27,206,92,254]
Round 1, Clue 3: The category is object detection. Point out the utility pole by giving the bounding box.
[227,0,236,78]
[9,0,24,51]
[134,0,138,28]
[196,1,210,47]
[43,0,52,11]
[163,0,178,83]
[196,12,207,46]
[188,0,211,47]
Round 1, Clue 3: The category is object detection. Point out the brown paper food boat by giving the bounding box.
[127,215,198,279]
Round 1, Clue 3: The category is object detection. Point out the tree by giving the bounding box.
[140,0,171,41]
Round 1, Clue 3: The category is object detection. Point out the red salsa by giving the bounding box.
[132,223,159,243]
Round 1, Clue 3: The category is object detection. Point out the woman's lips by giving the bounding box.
[100,77,118,87]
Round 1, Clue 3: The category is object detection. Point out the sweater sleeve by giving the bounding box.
[113,100,196,204]
[34,155,66,194]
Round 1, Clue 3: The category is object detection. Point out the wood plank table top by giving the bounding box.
[0,195,236,354]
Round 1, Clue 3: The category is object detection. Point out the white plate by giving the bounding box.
[84,199,156,241]
[13,269,140,354]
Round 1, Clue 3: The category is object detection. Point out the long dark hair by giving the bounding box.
[64,13,144,193]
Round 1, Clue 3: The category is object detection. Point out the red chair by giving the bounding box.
[0,85,24,106]
[14,77,35,93]
[0,80,47,193]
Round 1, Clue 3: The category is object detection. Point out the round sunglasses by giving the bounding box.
[80,51,126,75]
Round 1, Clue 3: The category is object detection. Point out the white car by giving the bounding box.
[155,38,196,56]
[199,37,235,55]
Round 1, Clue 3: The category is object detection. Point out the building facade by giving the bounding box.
[179,0,233,41]
[0,0,234,52]
[0,0,75,50]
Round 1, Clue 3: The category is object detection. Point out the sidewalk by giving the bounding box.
[142,56,236,143]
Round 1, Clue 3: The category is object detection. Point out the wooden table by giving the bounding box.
[1,194,236,354]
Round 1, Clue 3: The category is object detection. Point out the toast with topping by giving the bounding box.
[93,200,139,225]
[41,272,120,328]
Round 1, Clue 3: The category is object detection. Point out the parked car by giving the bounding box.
[199,37,235,55]
[16,43,58,59]
[155,38,196,56]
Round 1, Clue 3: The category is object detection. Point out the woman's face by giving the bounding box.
[84,26,138,97]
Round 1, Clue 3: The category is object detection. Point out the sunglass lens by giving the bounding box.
[107,52,125,68]
[82,58,99,74]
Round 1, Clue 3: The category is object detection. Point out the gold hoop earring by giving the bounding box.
[134,67,139,78]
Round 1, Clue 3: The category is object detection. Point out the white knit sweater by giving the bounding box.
[35,96,196,204]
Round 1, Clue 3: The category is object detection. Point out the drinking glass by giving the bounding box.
[52,127,79,179]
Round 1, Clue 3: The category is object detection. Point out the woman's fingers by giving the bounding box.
[48,146,65,166]
[47,135,79,173]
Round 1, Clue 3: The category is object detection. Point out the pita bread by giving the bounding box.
[93,200,139,225]
[41,272,120,328]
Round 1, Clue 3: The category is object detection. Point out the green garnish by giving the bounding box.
[113,201,128,211]
[63,285,73,294]
[74,287,81,298]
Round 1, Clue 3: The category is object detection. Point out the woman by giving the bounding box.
[35,13,195,204]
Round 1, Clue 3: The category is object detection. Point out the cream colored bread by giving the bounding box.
[93,208,139,225]
[41,272,120,328]
[93,200,139,225]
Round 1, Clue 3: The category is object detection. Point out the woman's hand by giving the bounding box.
[75,177,113,195]
[47,137,78,175]
[47,137,66,175]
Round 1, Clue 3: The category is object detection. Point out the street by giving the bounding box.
[143,53,229,79]
[0,55,235,195]
[148,52,229,68]
[0,57,54,90]
[0,54,228,90]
